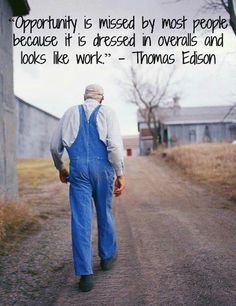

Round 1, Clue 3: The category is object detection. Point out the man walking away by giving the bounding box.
[50,84,125,292]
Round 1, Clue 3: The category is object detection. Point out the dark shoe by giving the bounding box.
[79,275,94,292]
[100,254,118,271]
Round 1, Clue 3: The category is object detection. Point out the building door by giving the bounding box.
[163,128,168,146]
[189,129,196,143]
[230,125,236,141]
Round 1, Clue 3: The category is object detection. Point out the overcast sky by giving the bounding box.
[13,0,236,135]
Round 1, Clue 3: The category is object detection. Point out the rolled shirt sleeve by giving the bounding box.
[105,107,125,176]
[50,116,66,171]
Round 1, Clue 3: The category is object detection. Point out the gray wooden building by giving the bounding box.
[0,0,30,202]
[16,97,140,159]
[16,96,60,158]
[138,105,236,155]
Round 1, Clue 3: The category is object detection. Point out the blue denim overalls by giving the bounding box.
[66,104,117,276]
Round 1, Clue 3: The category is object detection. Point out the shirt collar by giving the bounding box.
[84,98,100,106]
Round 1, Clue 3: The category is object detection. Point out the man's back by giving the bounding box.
[50,98,124,177]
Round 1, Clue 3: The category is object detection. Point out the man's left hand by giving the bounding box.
[59,168,69,183]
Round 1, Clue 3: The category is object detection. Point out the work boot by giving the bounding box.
[100,254,118,271]
[78,275,94,292]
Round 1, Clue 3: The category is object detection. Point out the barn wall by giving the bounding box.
[16,98,60,158]
[139,122,236,153]
[167,123,236,147]
[0,0,18,201]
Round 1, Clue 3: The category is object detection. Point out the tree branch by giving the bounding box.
[223,102,236,120]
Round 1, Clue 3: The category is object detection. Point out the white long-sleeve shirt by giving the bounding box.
[50,98,125,176]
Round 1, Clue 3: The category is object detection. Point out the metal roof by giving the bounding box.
[16,96,60,121]
[163,119,236,125]
[8,0,30,16]
[137,105,236,125]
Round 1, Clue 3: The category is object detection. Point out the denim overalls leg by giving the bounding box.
[66,104,117,276]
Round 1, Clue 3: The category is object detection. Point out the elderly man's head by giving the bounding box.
[84,84,104,103]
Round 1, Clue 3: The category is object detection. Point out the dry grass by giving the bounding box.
[0,201,37,252]
[0,159,66,250]
[17,159,59,194]
[157,143,236,201]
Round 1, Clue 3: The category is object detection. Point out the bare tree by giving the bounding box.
[223,100,236,120]
[171,0,236,116]
[202,1,236,118]
[172,0,236,36]
[123,65,177,150]
[203,0,236,35]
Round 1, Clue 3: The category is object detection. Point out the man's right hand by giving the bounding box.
[59,168,69,184]
[114,176,125,197]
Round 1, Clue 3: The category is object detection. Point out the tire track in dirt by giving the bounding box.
[119,156,236,305]
[56,156,236,305]
[1,156,236,305]
[55,198,147,306]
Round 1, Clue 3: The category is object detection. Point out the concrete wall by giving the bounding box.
[16,97,60,158]
[138,122,154,155]
[0,0,18,202]
[139,137,153,156]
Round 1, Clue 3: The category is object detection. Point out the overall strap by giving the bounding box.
[79,104,101,123]
[78,104,101,122]
[89,104,102,123]
[79,104,87,123]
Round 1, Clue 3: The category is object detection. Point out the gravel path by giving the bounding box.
[1,156,236,305]
[0,182,72,306]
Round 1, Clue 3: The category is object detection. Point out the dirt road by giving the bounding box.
[1,156,236,305]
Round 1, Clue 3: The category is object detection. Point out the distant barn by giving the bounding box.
[16,96,60,158]
[138,105,236,155]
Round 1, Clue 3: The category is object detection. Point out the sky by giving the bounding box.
[13,0,236,135]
